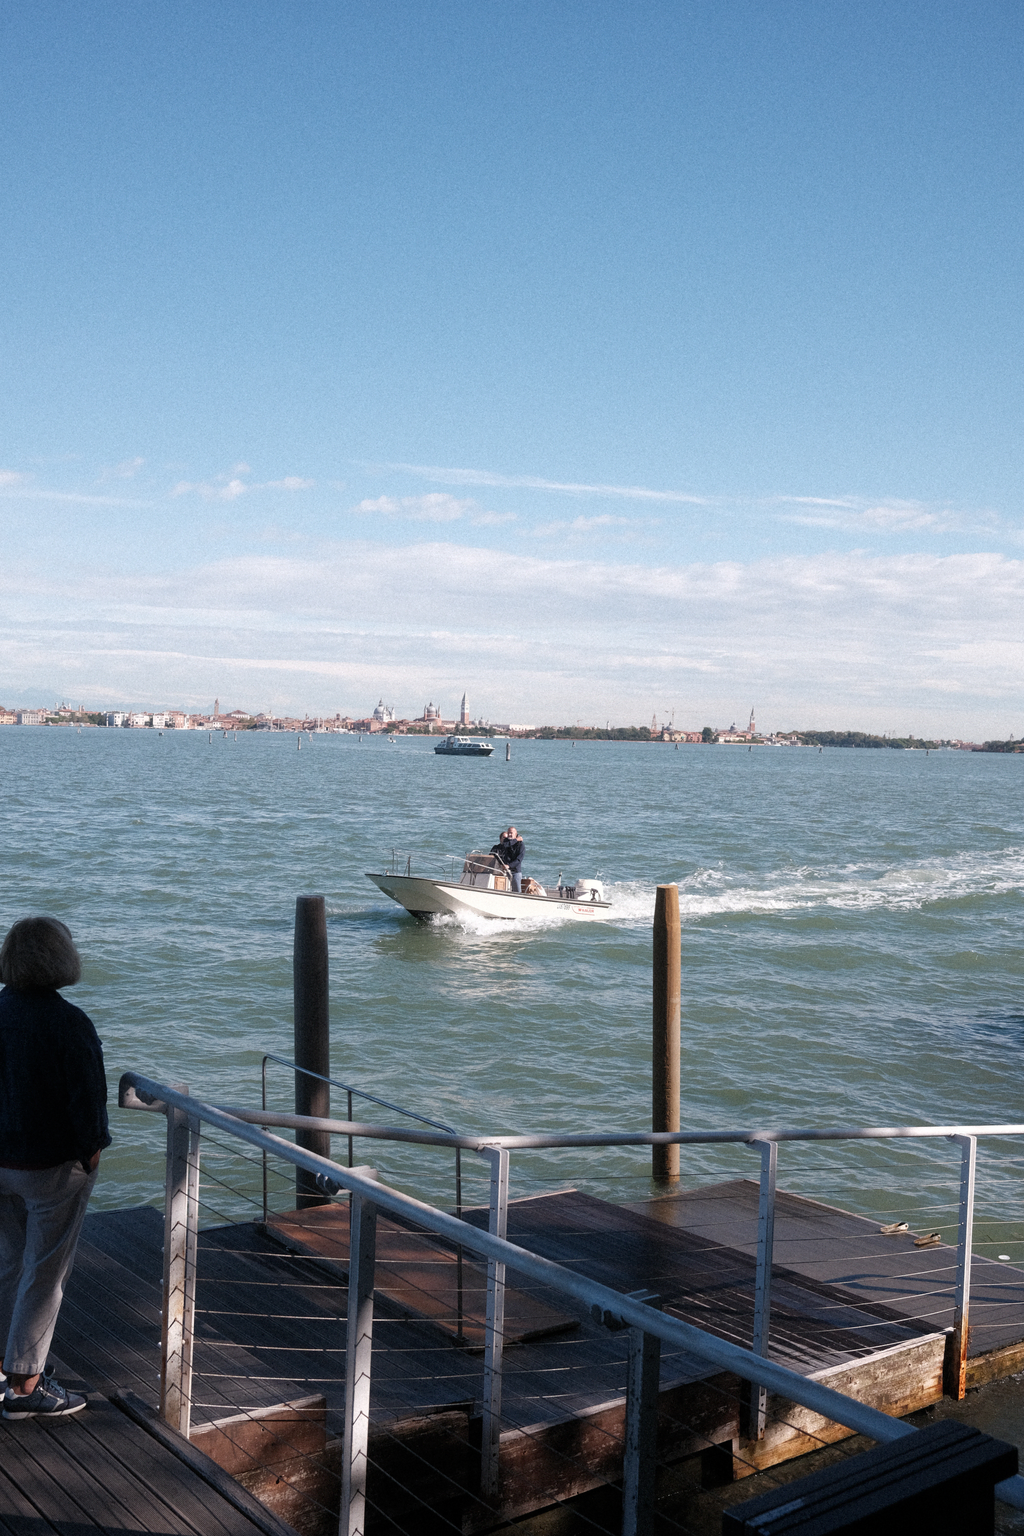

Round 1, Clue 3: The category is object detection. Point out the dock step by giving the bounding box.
[265,1204,579,1347]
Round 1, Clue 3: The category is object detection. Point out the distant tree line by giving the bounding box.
[975,740,1024,753]
[795,730,941,750]
[534,725,654,740]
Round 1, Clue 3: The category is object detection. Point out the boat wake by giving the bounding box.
[605,845,1024,928]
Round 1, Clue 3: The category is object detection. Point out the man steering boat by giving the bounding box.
[490,826,524,892]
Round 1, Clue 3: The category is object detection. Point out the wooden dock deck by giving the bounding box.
[626,1180,1024,1385]
[0,1367,297,1536]
[36,1181,1024,1534]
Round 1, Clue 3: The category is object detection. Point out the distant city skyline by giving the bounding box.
[2,4,1021,738]
[0,693,1000,746]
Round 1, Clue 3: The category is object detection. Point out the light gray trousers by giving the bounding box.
[0,1161,97,1376]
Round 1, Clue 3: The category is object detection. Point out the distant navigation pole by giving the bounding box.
[293,895,331,1207]
[652,884,681,1181]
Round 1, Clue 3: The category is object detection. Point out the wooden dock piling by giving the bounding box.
[293,895,331,1208]
[652,883,681,1181]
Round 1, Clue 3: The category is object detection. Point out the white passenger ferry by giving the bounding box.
[367,851,611,922]
[433,736,494,756]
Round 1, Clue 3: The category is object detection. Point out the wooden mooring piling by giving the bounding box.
[652,882,681,1182]
[293,894,331,1209]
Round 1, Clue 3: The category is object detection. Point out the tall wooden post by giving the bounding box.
[652,883,680,1181]
[294,894,331,1208]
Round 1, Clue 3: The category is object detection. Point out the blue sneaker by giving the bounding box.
[3,1373,86,1419]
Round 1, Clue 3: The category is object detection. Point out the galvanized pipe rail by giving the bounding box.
[119,1074,1024,1534]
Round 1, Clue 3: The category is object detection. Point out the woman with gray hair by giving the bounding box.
[0,916,110,1418]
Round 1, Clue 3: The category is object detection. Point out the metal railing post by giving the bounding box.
[743,1138,777,1439]
[622,1291,662,1536]
[340,1193,378,1536]
[160,1095,200,1436]
[261,1057,269,1224]
[455,1146,464,1343]
[480,1145,510,1501]
[946,1133,977,1400]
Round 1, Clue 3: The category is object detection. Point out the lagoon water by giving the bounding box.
[3,727,1023,1255]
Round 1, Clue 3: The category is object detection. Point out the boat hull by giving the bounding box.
[366,873,611,922]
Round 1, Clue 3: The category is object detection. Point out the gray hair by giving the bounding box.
[0,916,82,990]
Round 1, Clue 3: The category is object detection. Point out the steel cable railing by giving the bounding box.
[117,1072,1024,1534]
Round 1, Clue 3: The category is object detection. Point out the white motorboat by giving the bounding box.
[367,851,612,922]
[433,736,494,756]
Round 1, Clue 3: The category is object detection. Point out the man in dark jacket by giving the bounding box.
[491,826,525,892]
[0,916,110,1419]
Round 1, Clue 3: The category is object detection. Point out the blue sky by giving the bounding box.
[2,1,1022,732]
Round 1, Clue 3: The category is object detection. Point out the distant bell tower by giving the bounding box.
[460,692,469,725]
[214,698,220,719]
[749,706,756,734]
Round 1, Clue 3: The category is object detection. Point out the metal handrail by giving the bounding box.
[260,1052,459,1135]
[119,1071,1024,1530]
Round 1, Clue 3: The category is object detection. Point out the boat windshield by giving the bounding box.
[462,851,505,875]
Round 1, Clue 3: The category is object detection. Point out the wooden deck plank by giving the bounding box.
[0,1415,152,1536]
[626,1179,1024,1364]
[112,1390,305,1536]
[11,1413,155,1535]
[266,1203,578,1347]
[72,1396,284,1536]
[0,1459,62,1534]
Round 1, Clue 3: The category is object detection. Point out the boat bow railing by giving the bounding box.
[379,848,464,879]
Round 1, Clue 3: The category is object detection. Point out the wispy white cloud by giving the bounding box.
[532,514,642,537]
[770,495,859,509]
[0,468,143,506]
[777,497,1006,536]
[171,469,315,500]
[171,476,248,501]
[353,492,515,526]
[471,510,517,526]
[98,457,146,482]
[376,460,710,504]
[355,493,472,523]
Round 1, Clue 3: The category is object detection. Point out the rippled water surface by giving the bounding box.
[3,729,1023,1251]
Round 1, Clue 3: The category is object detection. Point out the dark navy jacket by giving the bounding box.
[491,836,524,872]
[0,986,111,1168]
